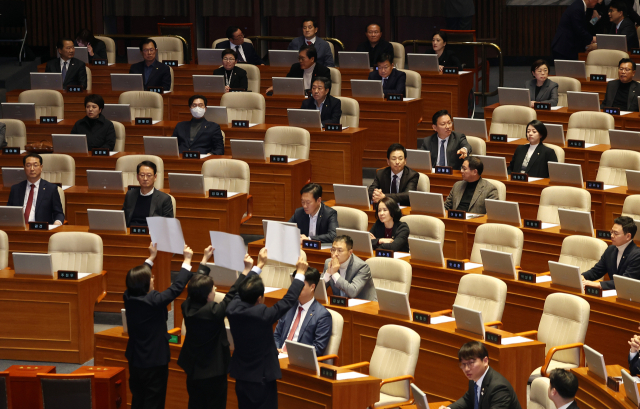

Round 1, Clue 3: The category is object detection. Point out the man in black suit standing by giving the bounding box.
[7,153,64,225]
[171,95,224,155]
[367,53,406,98]
[601,58,640,112]
[421,110,472,170]
[300,77,342,127]
[129,38,172,91]
[548,369,580,409]
[122,161,174,227]
[289,183,338,243]
[45,38,87,89]
[551,0,598,60]
[227,253,308,409]
[215,26,264,65]
[266,45,331,95]
[440,341,522,409]
[368,143,419,206]
[582,216,640,290]
[607,1,640,51]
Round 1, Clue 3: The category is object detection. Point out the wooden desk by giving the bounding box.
[572,365,638,409]
[6,365,56,409]
[71,366,127,409]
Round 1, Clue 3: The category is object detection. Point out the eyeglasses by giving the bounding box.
[610,230,623,236]
[619,68,633,72]
[223,58,236,62]
[138,173,154,179]
[459,360,479,370]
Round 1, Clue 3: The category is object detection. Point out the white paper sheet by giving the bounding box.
[264,287,281,293]
[541,223,559,229]
[536,276,552,283]
[399,205,408,209]
[77,272,92,279]
[501,336,533,345]
[507,138,519,142]
[342,126,349,130]
[210,231,246,272]
[163,91,171,94]
[464,262,483,270]
[227,191,241,197]
[403,98,416,101]
[62,185,71,190]
[430,316,456,324]
[248,123,258,128]
[200,153,211,159]
[602,290,617,297]
[459,71,472,74]
[394,252,411,259]
[20,150,27,154]
[348,299,370,307]
[606,78,615,82]
[603,184,619,190]
[287,158,297,163]
[265,222,300,265]
[56,119,63,123]
[336,372,368,380]
[278,353,288,359]
[621,111,633,116]
[152,120,161,124]
[48,224,61,230]
[147,217,185,254]
[550,106,563,110]
[466,213,482,220]
[527,177,543,182]
[584,143,597,148]
[109,151,118,156]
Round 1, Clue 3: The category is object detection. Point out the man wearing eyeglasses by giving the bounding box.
[322,235,377,301]
[601,58,640,112]
[122,161,174,227]
[171,95,224,155]
[129,38,172,91]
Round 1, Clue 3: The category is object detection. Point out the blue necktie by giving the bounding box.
[438,140,446,166]
[474,383,479,409]
[61,61,68,81]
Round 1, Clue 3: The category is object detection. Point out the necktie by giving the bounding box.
[235,46,244,62]
[474,383,479,409]
[438,140,446,166]
[24,183,35,223]
[391,175,398,194]
[283,306,304,352]
[61,61,68,81]
[307,40,312,45]
[615,247,620,269]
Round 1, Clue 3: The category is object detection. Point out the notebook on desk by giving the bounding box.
[88,209,127,233]
[52,134,88,154]
[197,48,223,65]
[554,60,586,79]
[230,139,265,161]
[13,253,54,276]
[350,80,384,99]
[333,184,370,208]
[406,149,432,173]
[622,368,640,406]
[143,136,179,157]
[411,384,430,409]
[614,275,640,303]
[269,50,299,67]
[192,75,226,93]
[102,104,132,122]
[628,170,640,192]
[86,170,125,192]
[272,77,305,96]
[583,345,607,382]
[111,73,144,91]
[205,106,228,124]
[336,227,373,256]
[1,103,36,121]
[287,109,322,129]
[337,52,370,69]
[549,261,584,294]
[1,167,26,187]
[407,54,439,72]
[453,118,488,139]
[498,87,531,107]
[609,129,640,152]
[30,72,63,90]
[284,340,319,376]
[408,238,444,267]
[0,206,25,228]
[543,123,565,146]
[486,199,520,226]
[453,305,485,339]
[596,34,627,52]
[408,191,445,217]
[127,47,144,64]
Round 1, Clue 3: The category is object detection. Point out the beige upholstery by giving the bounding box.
[119,91,164,122]
[264,126,310,159]
[400,215,445,247]
[333,206,368,231]
[537,186,591,224]
[212,38,253,48]
[112,120,126,152]
[41,154,75,186]
[485,178,506,201]
[324,309,344,357]
[48,232,103,274]
[169,194,176,216]
[85,66,92,91]
[18,90,64,120]
[150,36,184,64]
[452,275,507,323]
[488,106,536,139]
[566,111,614,144]
[544,143,565,163]
[528,377,555,409]
[201,159,250,193]
[261,250,307,288]
[58,186,65,215]
[417,172,430,192]
[622,194,640,219]
[115,155,164,189]
[328,67,342,96]
[336,96,359,127]
[596,149,640,186]
[467,135,486,155]
[558,235,608,273]
[237,63,260,93]
[220,92,265,124]
[399,69,421,99]
[168,66,174,92]
[366,258,412,295]
[0,230,8,269]
[585,49,629,78]
[470,223,524,266]
[94,36,116,64]
[390,42,405,69]
[548,76,581,107]
[1,119,27,149]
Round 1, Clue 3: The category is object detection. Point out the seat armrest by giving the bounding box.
[541,343,584,377]
[514,330,538,340]
[167,327,181,335]
[317,354,339,366]
[340,361,369,371]
[430,309,452,317]
[380,375,414,388]
[484,321,503,330]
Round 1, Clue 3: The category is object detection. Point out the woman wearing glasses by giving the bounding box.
[527,59,558,107]
[213,49,248,92]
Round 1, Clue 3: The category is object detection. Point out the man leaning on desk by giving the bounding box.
[444,156,499,215]
[7,153,64,226]
[368,143,419,207]
[171,95,224,155]
[129,38,172,91]
[601,58,640,112]
[122,161,174,227]
[421,110,472,171]
[322,235,377,301]
[289,183,338,244]
[45,37,87,90]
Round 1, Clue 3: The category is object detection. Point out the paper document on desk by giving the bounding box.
[550,106,563,110]
[527,177,543,182]
[541,223,559,230]
[584,143,597,148]
[109,151,118,156]
[603,185,619,190]
[210,231,245,272]
[466,213,482,220]
[501,336,533,345]
[321,243,333,250]
[152,120,161,124]
[48,224,61,230]
[403,98,416,101]
[77,273,92,279]
[459,71,472,74]
[430,316,456,324]
[348,299,370,307]
[464,262,483,270]
[147,217,185,254]
[394,252,411,259]
[536,276,552,283]
[265,222,300,265]
[62,185,72,190]
[200,153,211,159]
[602,290,617,297]
[278,353,288,359]
[336,372,368,380]
[621,111,633,116]
[507,138,518,142]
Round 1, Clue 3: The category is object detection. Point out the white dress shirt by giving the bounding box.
[305,36,317,45]
[631,351,638,360]
[285,298,314,342]
[232,44,247,62]
[436,135,451,166]
[303,63,316,89]
[390,169,403,193]
[23,179,41,222]
[140,188,154,197]
[60,58,70,71]
[617,240,632,268]
[557,402,575,409]
[475,366,490,403]
[308,206,321,238]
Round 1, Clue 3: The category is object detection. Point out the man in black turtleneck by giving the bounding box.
[444,156,499,215]
[602,58,640,112]
[71,94,116,150]
[171,95,224,155]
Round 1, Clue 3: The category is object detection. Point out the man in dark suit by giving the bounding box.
[215,26,264,65]
[171,95,224,155]
[440,341,521,409]
[629,325,640,376]
[607,1,640,51]
[601,58,640,112]
[368,143,420,206]
[227,253,308,409]
[548,369,580,409]
[421,110,472,170]
[289,183,338,243]
[129,38,172,91]
[367,53,406,97]
[265,45,331,95]
[444,156,499,214]
[356,24,394,67]
[582,216,640,290]
[300,77,342,127]
[45,38,87,89]
[551,0,598,60]
[288,19,335,67]
[7,153,64,225]
[274,266,332,355]
[122,160,174,227]
[323,235,377,301]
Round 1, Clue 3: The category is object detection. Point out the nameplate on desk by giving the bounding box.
[319,367,338,380]
[443,67,459,74]
[163,60,178,67]
[58,270,78,280]
[209,189,228,198]
[130,226,149,235]
[229,88,247,92]
[329,295,348,307]
[607,376,621,392]
[182,151,200,159]
[518,271,537,283]
[40,116,57,124]
[585,286,603,297]
[92,59,108,65]
[66,86,82,92]
[534,102,550,110]
[304,89,312,97]
[413,311,431,324]
[92,149,109,156]
[596,230,611,239]
[135,117,152,125]
[325,123,342,132]
[232,120,249,128]
[447,259,465,270]
[386,94,403,101]
[603,107,620,115]
[511,173,528,182]
[29,221,49,230]
[448,210,466,220]
[302,239,321,250]
[586,180,603,190]
[147,87,164,94]
[490,134,508,142]
[523,219,542,229]
[127,185,139,191]
[485,331,502,344]
[270,155,288,163]
[435,166,453,175]
[2,147,20,155]
[375,249,394,258]
[567,139,585,148]
[590,74,606,82]
[168,334,180,344]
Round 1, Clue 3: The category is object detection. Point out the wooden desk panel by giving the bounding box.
[71,366,127,409]
[6,365,57,409]
[572,366,637,409]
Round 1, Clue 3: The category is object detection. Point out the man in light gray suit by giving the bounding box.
[287,19,335,68]
[322,235,377,301]
[444,156,499,215]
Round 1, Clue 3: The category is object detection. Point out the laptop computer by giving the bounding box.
[102,104,132,123]
[610,129,640,151]
[0,206,26,228]
[627,170,640,192]
[411,384,429,409]
[197,48,223,66]
[498,87,531,107]
[621,369,640,407]
[30,73,63,90]
[168,173,206,195]
[474,155,508,179]
[2,167,26,187]
[1,103,36,121]
[284,340,320,376]
[554,60,587,79]
[376,288,412,319]
[408,238,444,267]
[192,75,226,93]
[205,264,240,286]
[52,134,88,154]
[86,170,125,192]
[453,305,485,339]
[272,77,305,96]
[13,253,54,276]
[111,73,144,91]
[549,261,584,293]
[269,50,300,67]
[230,139,265,161]
[338,51,370,69]
[584,345,608,382]
[567,91,600,112]
[350,80,384,99]
[544,123,565,145]
[558,208,594,236]
[614,275,640,303]
[287,109,322,129]
[336,227,373,256]
[486,199,521,225]
[127,47,144,64]
[407,54,439,72]
[72,47,89,64]
[333,184,370,208]
[454,118,488,139]
[480,248,517,279]
[596,34,627,52]
[548,162,584,187]
[262,220,298,239]
[144,136,179,157]
[408,191,445,217]
[205,106,228,124]
[406,149,432,173]
[87,209,127,233]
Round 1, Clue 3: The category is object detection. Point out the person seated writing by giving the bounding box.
[122,160,174,227]
[171,95,224,155]
[601,58,640,112]
[71,94,116,151]
[369,197,410,253]
[421,110,471,170]
[444,156,499,215]
[368,143,419,206]
[367,53,406,98]
[288,183,338,243]
[300,77,342,127]
[507,120,558,178]
[213,49,249,92]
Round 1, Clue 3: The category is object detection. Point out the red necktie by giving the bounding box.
[307,41,312,46]
[283,306,304,352]
[24,183,34,223]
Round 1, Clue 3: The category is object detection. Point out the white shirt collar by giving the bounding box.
[617,240,632,253]
[140,188,155,197]
[438,134,451,143]
[557,402,575,409]
[475,366,490,393]
[315,97,327,109]
[617,20,624,29]
[392,168,404,179]
[298,297,314,311]
[305,36,317,44]
[309,205,321,219]
[28,179,41,189]
[60,58,70,68]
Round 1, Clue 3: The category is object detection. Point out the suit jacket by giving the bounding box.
[213,66,249,90]
[215,40,264,65]
[324,254,377,301]
[44,57,87,89]
[582,241,640,290]
[171,119,224,155]
[287,62,332,86]
[7,179,64,224]
[630,352,640,376]
[610,18,640,51]
[507,143,558,178]
[601,79,640,112]
[87,38,108,62]
[227,273,305,383]
[430,48,463,70]
[124,266,193,368]
[70,114,116,150]
[300,94,342,126]
[288,202,338,243]
[421,131,473,170]
[368,68,407,98]
[527,78,559,106]
[450,367,522,409]
[550,0,594,60]
[288,37,335,67]
[368,166,420,206]
[129,59,171,90]
[122,188,174,227]
[356,39,395,67]
[445,0,475,18]
[444,178,499,214]
[273,299,332,354]
[370,220,410,253]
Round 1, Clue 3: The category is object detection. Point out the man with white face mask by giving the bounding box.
[171,94,224,155]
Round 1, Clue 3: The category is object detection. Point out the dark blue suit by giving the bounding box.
[368,68,407,98]
[582,241,640,290]
[171,119,224,155]
[7,179,64,224]
[630,352,640,376]
[129,59,172,90]
[215,40,264,65]
[551,0,594,60]
[300,94,342,127]
[288,202,338,243]
[273,299,332,355]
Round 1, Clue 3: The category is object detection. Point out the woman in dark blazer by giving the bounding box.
[507,120,558,178]
[213,48,249,92]
[527,59,559,107]
[75,28,107,63]
[369,197,410,252]
[429,31,462,72]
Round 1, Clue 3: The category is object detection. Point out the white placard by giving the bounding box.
[210,231,246,272]
[147,217,185,254]
[265,222,300,265]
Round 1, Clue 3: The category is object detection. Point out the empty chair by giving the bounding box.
[317,309,345,365]
[545,143,565,163]
[366,258,412,295]
[488,106,536,139]
[328,67,342,96]
[220,92,265,124]
[528,377,555,409]
[261,250,307,288]
[566,111,614,144]
[201,159,250,193]
[416,172,430,192]
[0,119,27,149]
[537,186,591,224]
[49,232,103,274]
[119,91,164,122]
[466,135,486,155]
[85,66,92,91]
[558,235,608,273]
[150,36,184,63]
[596,149,640,186]
[398,69,421,98]
[400,215,445,247]
[470,223,524,266]
[18,90,64,120]
[585,49,629,78]
[547,76,580,107]
[622,194,640,219]
[37,373,96,409]
[484,178,506,201]
[0,230,7,270]
[390,42,405,68]
[332,206,368,231]
[95,35,116,64]
[115,154,164,189]
[112,120,126,151]
[336,96,359,127]
[237,63,260,93]
[452,275,507,323]
[41,154,75,186]
[264,126,310,159]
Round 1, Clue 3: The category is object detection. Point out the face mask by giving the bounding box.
[190,107,205,118]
